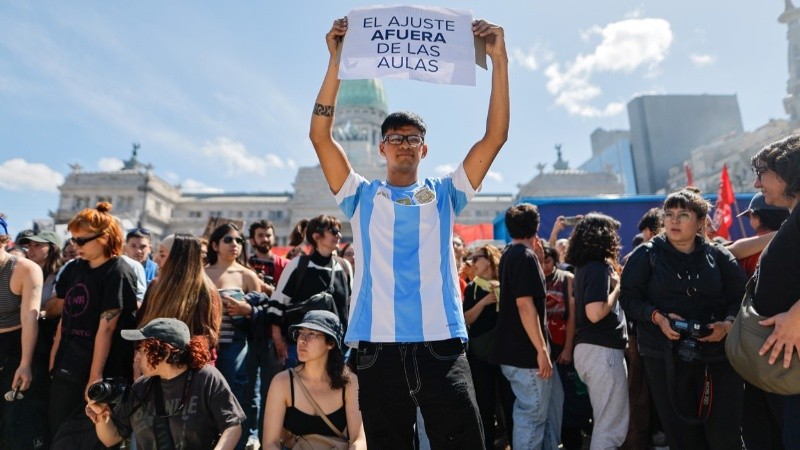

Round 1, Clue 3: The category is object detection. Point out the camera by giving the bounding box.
[669,319,712,363]
[87,377,130,404]
[562,216,580,226]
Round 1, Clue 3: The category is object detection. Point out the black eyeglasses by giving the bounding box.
[383,134,424,147]
[222,236,244,245]
[71,233,103,247]
[752,165,769,182]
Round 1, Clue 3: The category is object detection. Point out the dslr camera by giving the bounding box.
[87,377,130,404]
[669,318,712,363]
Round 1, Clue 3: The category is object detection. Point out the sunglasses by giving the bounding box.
[221,235,244,245]
[71,233,103,247]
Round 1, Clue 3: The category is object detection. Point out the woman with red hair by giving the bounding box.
[87,318,245,449]
[49,202,139,438]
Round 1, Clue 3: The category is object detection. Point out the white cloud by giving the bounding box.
[0,158,64,192]
[545,18,673,117]
[163,171,180,183]
[182,178,224,193]
[484,171,503,182]
[510,44,553,72]
[97,157,123,172]
[435,164,456,175]
[201,136,290,177]
[689,53,715,67]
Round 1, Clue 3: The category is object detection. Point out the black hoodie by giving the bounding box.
[620,234,746,359]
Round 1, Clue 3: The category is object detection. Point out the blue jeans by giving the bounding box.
[246,340,282,441]
[217,327,250,450]
[501,364,563,450]
[356,338,484,450]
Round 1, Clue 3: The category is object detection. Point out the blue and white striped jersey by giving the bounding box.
[335,164,479,346]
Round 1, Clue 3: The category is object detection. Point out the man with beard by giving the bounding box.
[244,220,288,449]
[248,220,289,295]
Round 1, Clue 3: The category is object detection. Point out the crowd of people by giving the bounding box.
[1,14,799,450]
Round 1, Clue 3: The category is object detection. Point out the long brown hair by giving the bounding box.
[138,234,221,347]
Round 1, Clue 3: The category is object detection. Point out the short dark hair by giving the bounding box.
[126,227,151,242]
[638,208,662,233]
[751,209,790,231]
[505,203,539,240]
[752,134,800,198]
[663,187,711,219]
[565,212,621,266]
[305,215,342,249]
[248,220,275,239]
[541,242,559,262]
[381,111,427,138]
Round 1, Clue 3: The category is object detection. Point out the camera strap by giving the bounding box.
[663,340,712,425]
[152,377,177,450]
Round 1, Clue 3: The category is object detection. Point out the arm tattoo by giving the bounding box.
[101,308,122,321]
[313,103,335,117]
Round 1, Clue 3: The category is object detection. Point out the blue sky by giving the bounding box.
[0,1,790,236]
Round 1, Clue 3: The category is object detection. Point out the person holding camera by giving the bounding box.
[620,187,747,449]
[86,318,245,450]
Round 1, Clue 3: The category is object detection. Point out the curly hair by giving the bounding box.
[137,335,211,370]
[752,134,800,198]
[663,187,711,220]
[565,212,621,267]
[67,202,123,258]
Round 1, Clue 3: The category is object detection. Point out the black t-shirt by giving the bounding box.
[113,365,245,450]
[462,283,497,338]
[574,261,627,349]
[489,243,547,368]
[754,205,800,316]
[54,257,138,381]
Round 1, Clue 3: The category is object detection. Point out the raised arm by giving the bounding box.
[462,20,510,190]
[309,17,353,195]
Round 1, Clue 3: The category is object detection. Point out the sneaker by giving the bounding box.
[245,436,261,450]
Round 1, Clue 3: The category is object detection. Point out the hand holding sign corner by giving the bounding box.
[326,17,348,63]
[472,20,505,70]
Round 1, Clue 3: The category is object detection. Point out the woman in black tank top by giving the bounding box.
[0,217,44,436]
[262,310,365,449]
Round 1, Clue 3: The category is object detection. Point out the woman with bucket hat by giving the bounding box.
[262,310,365,449]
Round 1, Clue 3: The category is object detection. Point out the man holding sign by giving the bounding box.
[309,12,508,449]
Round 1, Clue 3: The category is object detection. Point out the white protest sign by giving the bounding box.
[339,5,477,86]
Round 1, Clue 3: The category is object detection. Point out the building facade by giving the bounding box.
[51,80,516,243]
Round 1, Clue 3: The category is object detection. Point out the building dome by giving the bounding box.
[336,79,388,114]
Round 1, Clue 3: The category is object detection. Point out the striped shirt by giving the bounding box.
[335,164,478,346]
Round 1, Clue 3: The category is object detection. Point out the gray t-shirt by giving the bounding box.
[112,365,245,450]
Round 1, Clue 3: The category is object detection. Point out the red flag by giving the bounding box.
[684,163,694,186]
[713,164,735,239]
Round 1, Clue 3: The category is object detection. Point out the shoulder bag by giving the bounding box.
[284,257,339,326]
[725,292,800,395]
[281,369,349,450]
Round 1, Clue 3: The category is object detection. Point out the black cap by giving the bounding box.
[120,318,190,350]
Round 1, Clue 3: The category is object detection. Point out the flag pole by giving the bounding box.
[733,195,748,238]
